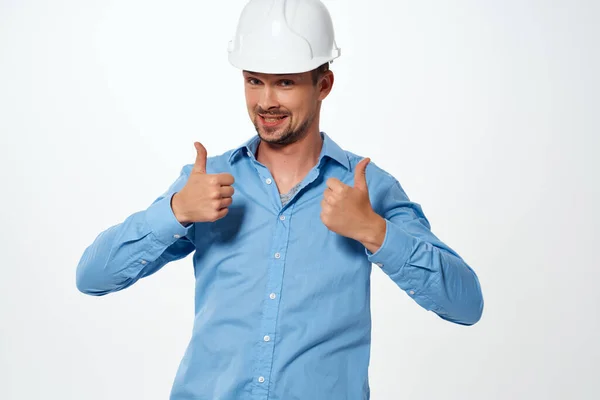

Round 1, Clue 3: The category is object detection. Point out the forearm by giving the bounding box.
[367,219,484,326]
[76,194,193,296]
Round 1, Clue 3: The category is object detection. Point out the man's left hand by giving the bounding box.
[320,157,385,245]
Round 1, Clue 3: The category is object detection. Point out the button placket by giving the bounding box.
[251,203,295,397]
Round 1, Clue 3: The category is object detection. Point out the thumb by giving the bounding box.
[353,157,370,191]
[193,141,207,174]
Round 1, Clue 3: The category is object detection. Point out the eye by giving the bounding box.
[279,79,294,87]
[246,78,261,85]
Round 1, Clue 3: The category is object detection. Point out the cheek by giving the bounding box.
[283,101,308,121]
[286,95,315,117]
[246,103,256,120]
[244,91,259,111]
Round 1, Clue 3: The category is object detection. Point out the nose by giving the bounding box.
[258,85,280,111]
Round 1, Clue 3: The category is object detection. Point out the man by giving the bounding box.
[76,0,484,399]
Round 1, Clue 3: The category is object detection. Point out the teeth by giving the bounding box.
[264,117,284,122]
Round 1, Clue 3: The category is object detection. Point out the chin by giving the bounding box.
[258,129,285,141]
[255,120,288,136]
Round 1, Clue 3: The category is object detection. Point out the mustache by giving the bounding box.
[256,109,290,117]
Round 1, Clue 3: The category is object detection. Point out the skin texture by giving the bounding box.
[173,67,386,253]
[243,69,325,147]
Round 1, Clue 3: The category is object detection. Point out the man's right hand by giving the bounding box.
[171,142,235,226]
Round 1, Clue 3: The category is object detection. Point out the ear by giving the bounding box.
[318,70,334,101]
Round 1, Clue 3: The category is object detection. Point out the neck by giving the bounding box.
[256,128,323,186]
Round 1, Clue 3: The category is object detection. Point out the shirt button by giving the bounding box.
[173,234,181,239]
[409,290,415,295]
[274,252,281,259]
[140,260,147,265]
[246,151,252,157]
[263,335,270,342]
[258,376,265,383]
[375,262,383,267]
[269,293,276,299]
[279,215,285,221]
[265,178,272,184]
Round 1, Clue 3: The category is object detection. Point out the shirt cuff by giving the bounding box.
[145,192,191,245]
[365,218,418,276]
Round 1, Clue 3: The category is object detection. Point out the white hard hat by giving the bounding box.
[228,0,341,74]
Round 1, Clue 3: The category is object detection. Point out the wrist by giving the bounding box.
[171,192,191,226]
[359,213,386,253]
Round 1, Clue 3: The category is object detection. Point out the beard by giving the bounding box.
[253,109,315,146]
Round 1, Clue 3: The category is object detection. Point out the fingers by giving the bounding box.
[219,185,235,198]
[322,192,334,206]
[193,142,208,174]
[218,196,233,210]
[208,207,229,222]
[215,173,235,186]
[325,177,346,193]
[353,157,370,191]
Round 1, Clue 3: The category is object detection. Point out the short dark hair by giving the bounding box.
[311,62,330,85]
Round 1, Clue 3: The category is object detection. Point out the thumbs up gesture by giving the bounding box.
[320,157,384,243]
[171,142,235,225]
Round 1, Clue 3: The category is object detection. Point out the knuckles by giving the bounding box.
[325,178,337,188]
[208,209,223,222]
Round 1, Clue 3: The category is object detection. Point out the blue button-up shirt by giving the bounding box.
[76,131,483,400]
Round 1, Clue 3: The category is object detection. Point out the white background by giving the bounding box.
[1,0,599,399]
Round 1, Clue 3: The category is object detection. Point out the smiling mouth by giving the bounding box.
[260,115,287,122]
[258,114,288,126]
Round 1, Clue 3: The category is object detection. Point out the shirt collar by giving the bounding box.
[228,131,350,171]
